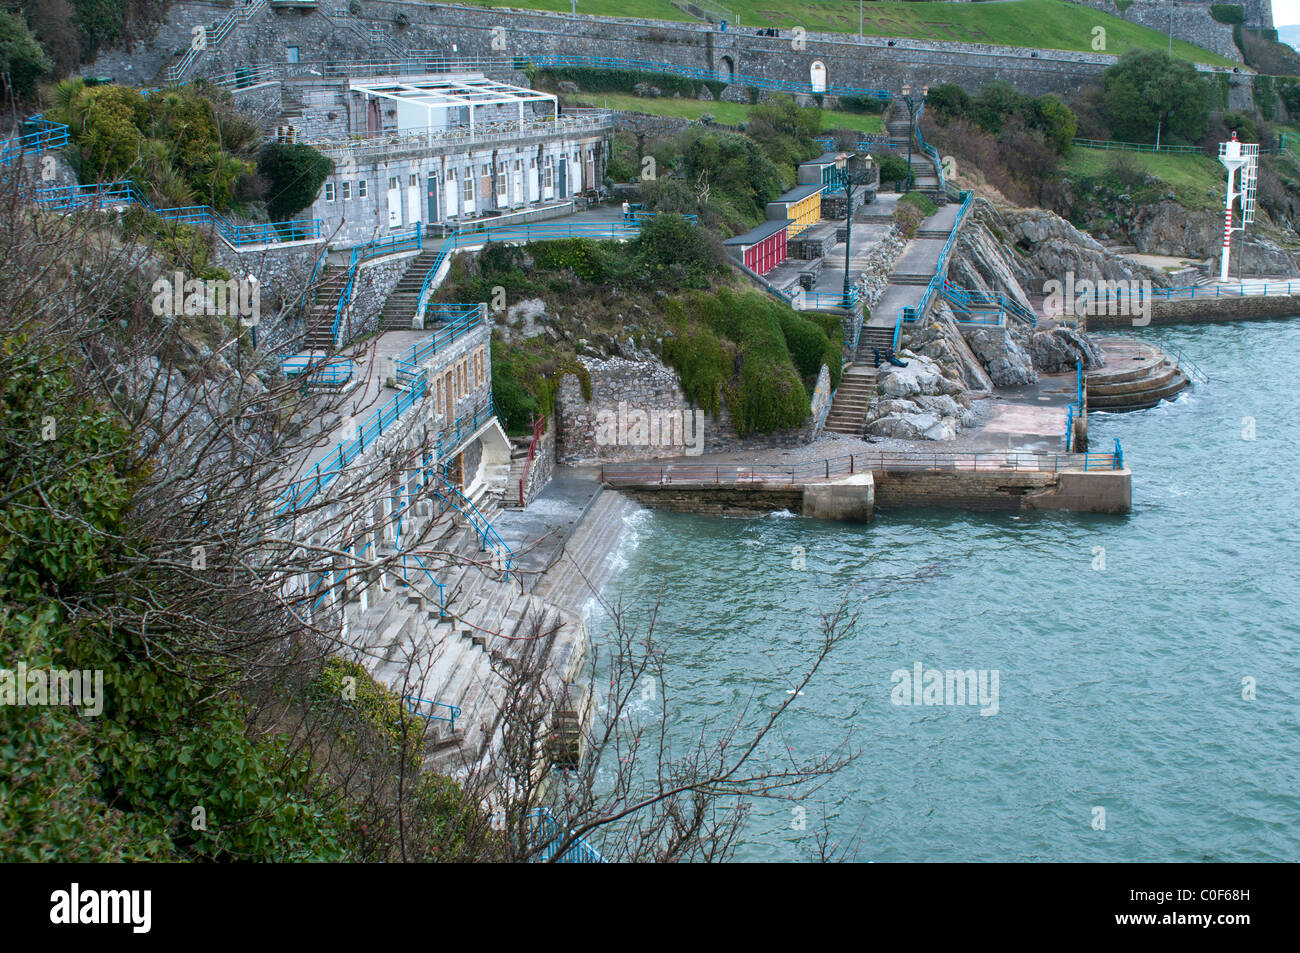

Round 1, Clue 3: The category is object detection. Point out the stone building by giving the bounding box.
[287,72,612,247]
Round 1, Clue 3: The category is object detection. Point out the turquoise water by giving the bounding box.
[593,320,1300,861]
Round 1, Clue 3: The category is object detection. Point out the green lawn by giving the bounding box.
[448,0,1237,67]
[569,91,885,132]
[1061,147,1225,209]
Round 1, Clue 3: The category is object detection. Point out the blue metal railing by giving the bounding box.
[1064,361,1084,451]
[896,190,973,340]
[914,102,945,193]
[276,376,429,517]
[400,551,447,612]
[404,695,460,729]
[940,279,1036,328]
[33,180,322,247]
[525,807,605,863]
[0,115,70,167]
[394,305,487,377]
[282,356,356,386]
[326,221,424,347]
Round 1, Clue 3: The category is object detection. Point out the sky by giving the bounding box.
[1273,0,1300,27]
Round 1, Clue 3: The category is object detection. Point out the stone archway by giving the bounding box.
[718,55,735,83]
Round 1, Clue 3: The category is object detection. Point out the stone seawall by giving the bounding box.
[610,466,1130,516]
[1085,295,1300,329]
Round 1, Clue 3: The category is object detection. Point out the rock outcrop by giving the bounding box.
[904,304,995,394]
[1027,325,1104,373]
[864,351,974,442]
[961,325,1038,387]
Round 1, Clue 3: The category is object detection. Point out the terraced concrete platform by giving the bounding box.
[1087,337,1191,410]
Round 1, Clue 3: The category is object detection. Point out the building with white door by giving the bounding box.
[296,73,612,247]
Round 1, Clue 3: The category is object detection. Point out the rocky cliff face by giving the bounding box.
[994,206,1167,288]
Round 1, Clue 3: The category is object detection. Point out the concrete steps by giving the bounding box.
[379,248,444,331]
[1087,359,1190,409]
[822,365,878,435]
[302,268,348,351]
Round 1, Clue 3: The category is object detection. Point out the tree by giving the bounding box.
[1028,95,1078,155]
[0,9,52,101]
[925,83,972,126]
[258,142,335,223]
[1102,50,1210,145]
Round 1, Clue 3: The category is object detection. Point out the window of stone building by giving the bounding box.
[341,181,351,201]
[463,174,474,203]
[409,173,418,187]
[496,168,508,199]
[286,46,299,64]
[358,180,367,198]
[323,182,335,202]
[388,176,399,191]
[543,157,554,190]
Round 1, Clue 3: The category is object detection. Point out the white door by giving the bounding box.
[407,185,420,224]
[512,166,523,207]
[445,176,458,218]
[528,159,539,202]
[387,185,402,228]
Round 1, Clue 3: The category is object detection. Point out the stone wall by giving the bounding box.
[343,251,416,342]
[1065,1,1242,62]
[519,416,556,507]
[1086,293,1300,328]
[555,351,825,464]
[89,1,1257,111]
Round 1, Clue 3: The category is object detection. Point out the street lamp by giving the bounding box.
[834,153,872,309]
[899,83,928,195]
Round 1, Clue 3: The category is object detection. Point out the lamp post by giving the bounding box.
[899,83,928,195]
[834,153,871,309]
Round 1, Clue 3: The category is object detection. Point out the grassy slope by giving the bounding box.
[1060,147,1225,210]
[449,0,1236,66]
[569,91,885,132]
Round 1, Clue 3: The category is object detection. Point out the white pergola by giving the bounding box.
[350,75,559,144]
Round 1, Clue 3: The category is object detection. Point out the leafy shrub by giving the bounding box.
[780,312,841,391]
[1210,4,1244,24]
[873,152,911,187]
[51,81,259,211]
[258,142,335,222]
[925,83,972,126]
[631,213,728,288]
[0,9,51,99]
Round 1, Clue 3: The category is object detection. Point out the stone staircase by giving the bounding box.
[1086,354,1190,410]
[379,248,443,331]
[302,267,348,352]
[885,112,944,200]
[856,325,899,362]
[822,364,878,435]
[279,86,305,127]
[347,480,581,775]
[501,435,532,511]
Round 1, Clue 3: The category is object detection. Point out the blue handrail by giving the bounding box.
[33,180,322,247]
[0,115,70,167]
[404,695,460,729]
[525,807,605,864]
[895,190,973,340]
